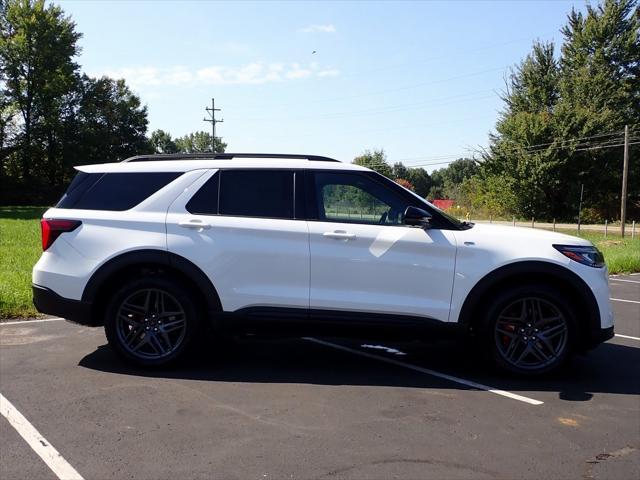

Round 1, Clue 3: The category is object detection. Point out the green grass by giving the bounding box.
[0,206,48,318]
[0,206,638,319]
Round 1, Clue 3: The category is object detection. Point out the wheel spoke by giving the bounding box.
[504,336,523,361]
[532,299,544,323]
[130,333,150,352]
[142,290,152,313]
[530,342,551,362]
[516,344,534,364]
[148,334,166,355]
[121,302,146,316]
[540,322,566,340]
[119,313,141,328]
[124,325,143,347]
[496,325,517,338]
[161,318,185,334]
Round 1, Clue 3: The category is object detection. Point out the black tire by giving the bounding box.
[104,275,201,367]
[483,283,575,376]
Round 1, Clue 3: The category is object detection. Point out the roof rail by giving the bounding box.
[122,153,340,163]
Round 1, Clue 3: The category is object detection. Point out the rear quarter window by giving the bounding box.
[57,172,181,211]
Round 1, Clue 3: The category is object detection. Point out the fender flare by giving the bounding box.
[457,260,600,335]
[82,249,222,314]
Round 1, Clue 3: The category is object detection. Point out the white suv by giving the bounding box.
[32,153,614,374]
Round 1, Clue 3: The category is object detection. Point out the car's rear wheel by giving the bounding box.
[484,284,574,375]
[104,276,200,367]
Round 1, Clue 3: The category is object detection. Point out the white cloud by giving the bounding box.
[317,69,340,78]
[300,24,336,33]
[95,62,339,88]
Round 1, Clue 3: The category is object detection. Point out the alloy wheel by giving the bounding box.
[115,288,187,360]
[494,296,569,371]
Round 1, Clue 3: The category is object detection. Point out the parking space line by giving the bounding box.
[0,317,64,326]
[0,393,84,480]
[615,334,640,341]
[610,279,640,284]
[304,337,544,406]
[610,298,640,304]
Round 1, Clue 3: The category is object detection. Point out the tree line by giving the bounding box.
[357,0,639,222]
[2,0,638,222]
[0,0,226,205]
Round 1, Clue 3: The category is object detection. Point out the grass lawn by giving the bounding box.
[0,206,48,318]
[1,206,638,319]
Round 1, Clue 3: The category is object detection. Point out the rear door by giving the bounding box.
[166,169,309,312]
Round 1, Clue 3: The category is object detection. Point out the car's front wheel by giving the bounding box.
[484,284,574,375]
[104,276,200,367]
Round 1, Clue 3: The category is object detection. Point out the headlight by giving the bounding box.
[553,244,605,268]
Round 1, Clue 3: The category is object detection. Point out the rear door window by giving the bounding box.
[219,170,294,219]
[186,172,219,215]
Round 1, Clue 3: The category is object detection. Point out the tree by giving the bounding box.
[149,129,178,154]
[353,149,392,177]
[391,162,409,179]
[405,168,431,198]
[0,1,154,204]
[429,158,479,199]
[483,0,640,220]
[0,0,81,181]
[72,75,150,165]
[555,0,640,219]
[394,178,415,191]
[175,131,227,153]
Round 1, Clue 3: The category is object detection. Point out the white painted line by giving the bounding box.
[610,298,640,304]
[610,279,640,284]
[615,334,640,341]
[304,337,544,406]
[0,393,84,480]
[0,317,65,326]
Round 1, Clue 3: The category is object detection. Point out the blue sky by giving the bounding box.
[57,0,587,170]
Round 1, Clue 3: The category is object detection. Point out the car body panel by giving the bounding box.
[308,221,457,321]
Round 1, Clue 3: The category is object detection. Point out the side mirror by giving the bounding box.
[404,206,432,228]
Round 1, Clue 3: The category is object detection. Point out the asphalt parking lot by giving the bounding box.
[1,275,639,480]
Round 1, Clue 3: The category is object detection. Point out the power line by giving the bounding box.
[231,65,509,113]
[357,138,640,170]
[229,90,496,123]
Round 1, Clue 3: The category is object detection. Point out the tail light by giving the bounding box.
[41,219,81,251]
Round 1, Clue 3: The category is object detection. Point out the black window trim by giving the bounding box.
[304,169,462,230]
[183,167,462,229]
[187,168,303,221]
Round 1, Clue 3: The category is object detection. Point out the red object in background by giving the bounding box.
[432,199,455,210]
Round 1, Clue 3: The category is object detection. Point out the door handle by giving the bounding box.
[323,231,356,240]
[178,219,212,231]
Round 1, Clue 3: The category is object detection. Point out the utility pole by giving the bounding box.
[621,125,629,237]
[577,183,584,235]
[203,98,223,153]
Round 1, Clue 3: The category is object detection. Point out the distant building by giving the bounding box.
[432,199,455,210]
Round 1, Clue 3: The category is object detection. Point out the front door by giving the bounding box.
[306,171,457,322]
